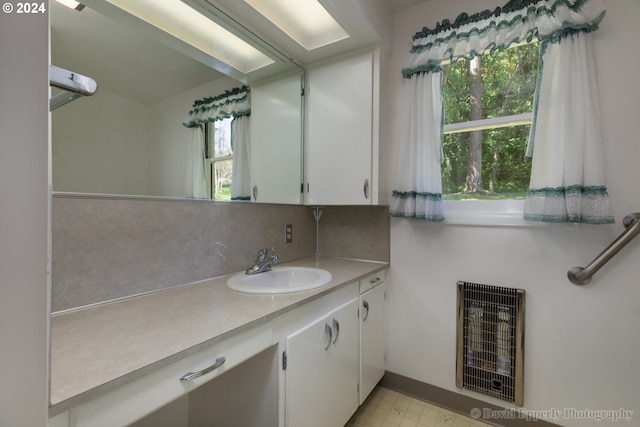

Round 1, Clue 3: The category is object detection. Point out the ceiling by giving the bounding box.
[51,0,430,105]
[51,1,224,105]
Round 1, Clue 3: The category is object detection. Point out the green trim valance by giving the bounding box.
[402,0,605,78]
[183,85,250,128]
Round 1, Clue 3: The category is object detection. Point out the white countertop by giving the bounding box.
[49,257,387,416]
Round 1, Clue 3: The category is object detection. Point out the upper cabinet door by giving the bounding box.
[305,50,379,205]
[251,70,304,204]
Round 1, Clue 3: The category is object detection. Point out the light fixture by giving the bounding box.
[243,0,349,51]
[56,0,85,11]
[103,0,275,74]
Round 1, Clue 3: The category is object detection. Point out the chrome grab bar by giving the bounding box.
[568,213,640,285]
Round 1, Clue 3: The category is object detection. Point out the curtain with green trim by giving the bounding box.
[183,86,250,127]
[182,86,251,199]
[184,125,208,199]
[524,27,613,223]
[391,0,613,223]
[230,115,251,200]
[390,71,445,221]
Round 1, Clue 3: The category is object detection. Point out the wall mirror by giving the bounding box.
[51,0,303,203]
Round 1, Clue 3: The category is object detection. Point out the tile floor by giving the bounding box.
[345,387,495,427]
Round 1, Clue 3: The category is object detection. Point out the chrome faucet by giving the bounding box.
[246,247,279,275]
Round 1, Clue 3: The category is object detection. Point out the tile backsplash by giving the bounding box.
[52,194,389,312]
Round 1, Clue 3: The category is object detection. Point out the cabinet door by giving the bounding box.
[305,51,374,205]
[285,298,359,427]
[251,71,304,204]
[359,282,386,404]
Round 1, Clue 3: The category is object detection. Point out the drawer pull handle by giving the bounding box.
[180,356,226,381]
[369,277,382,285]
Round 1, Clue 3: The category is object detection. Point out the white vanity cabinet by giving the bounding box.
[284,297,359,427]
[50,324,276,427]
[304,49,380,205]
[49,261,389,427]
[359,271,387,404]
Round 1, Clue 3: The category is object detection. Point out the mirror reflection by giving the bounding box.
[51,0,303,202]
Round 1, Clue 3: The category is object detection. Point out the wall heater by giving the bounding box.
[456,281,525,406]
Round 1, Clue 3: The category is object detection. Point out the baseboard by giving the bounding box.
[380,371,560,427]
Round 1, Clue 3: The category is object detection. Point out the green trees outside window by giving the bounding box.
[442,42,539,200]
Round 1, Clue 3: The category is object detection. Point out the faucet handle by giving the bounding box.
[256,247,276,260]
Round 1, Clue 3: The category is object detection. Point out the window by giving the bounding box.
[205,117,233,200]
[441,42,539,202]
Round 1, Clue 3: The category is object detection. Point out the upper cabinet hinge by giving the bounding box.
[301,87,305,96]
[282,351,288,370]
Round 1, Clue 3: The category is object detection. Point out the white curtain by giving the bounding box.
[524,31,613,223]
[389,72,445,221]
[184,125,208,199]
[231,115,251,200]
[183,86,250,199]
[392,0,611,223]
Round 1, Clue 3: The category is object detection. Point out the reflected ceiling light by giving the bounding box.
[56,0,85,11]
[244,0,349,51]
[103,0,275,74]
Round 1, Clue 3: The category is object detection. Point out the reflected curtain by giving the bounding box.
[183,86,251,199]
[231,115,251,200]
[391,0,612,223]
[184,125,208,198]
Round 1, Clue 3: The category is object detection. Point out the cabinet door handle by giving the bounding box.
[252,185,258,201]
[180,356,226,381]
[362,300,370,321]
[332,318,340,344]
[363,179,369,199]
[324,323,333,350]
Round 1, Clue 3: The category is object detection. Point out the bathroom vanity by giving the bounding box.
[48,257,387,427]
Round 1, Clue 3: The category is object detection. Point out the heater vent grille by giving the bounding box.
[456,281,525,406]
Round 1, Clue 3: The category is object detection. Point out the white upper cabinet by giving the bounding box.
[304,50,380,205]
[251,71,304,204]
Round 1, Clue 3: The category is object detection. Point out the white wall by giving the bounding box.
[148,76,240,198]
[52,89,150,195]
[0,8,49,427]
[385,1,640,426]
[51,75,241,198]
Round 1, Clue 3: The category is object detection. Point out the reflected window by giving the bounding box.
[205,117,234,200]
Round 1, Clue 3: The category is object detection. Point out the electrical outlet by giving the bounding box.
[285,224,293,243]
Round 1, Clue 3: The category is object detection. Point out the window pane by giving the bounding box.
[442,43,539,124]
[442,125,532,200]
[213,117,233,158]
[212,159,232,200]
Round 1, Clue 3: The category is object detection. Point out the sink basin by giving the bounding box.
[226,266,333,294]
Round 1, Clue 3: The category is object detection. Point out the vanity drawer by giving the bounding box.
[68,323,273,427]
[359,269,386,294]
